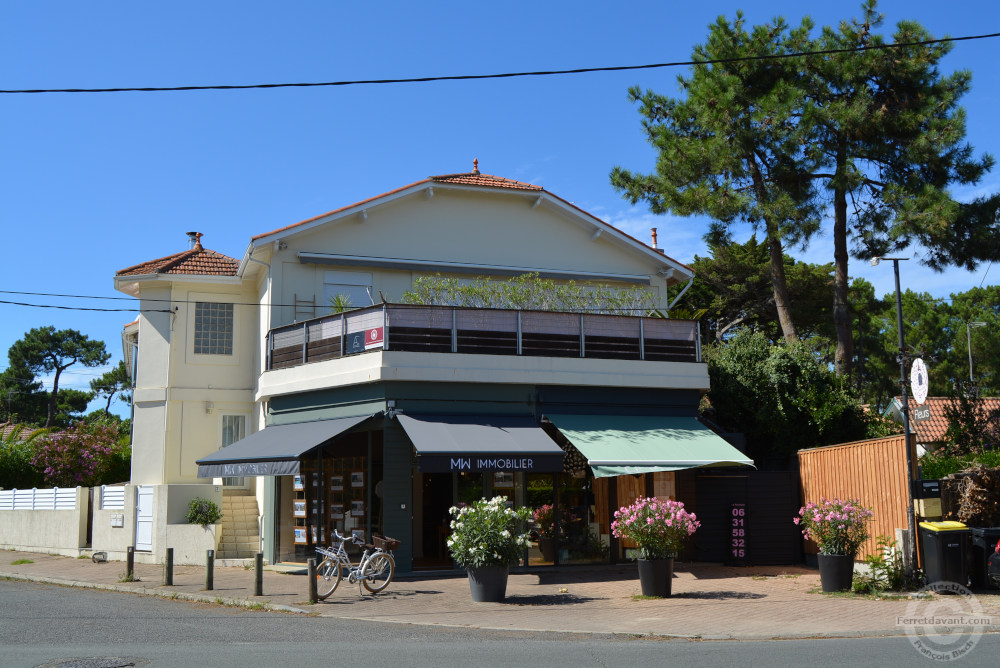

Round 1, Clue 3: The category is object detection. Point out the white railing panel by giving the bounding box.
[13,489,34,510]
[55,488,76,510]
[101,485,126,510]
[1,487,78,510]
[34,488,55,509]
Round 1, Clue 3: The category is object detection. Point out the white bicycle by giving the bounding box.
[315,530,398,598]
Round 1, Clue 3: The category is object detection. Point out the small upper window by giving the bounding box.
[194,302,234,355]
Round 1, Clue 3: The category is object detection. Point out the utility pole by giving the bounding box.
[871,256,918,571]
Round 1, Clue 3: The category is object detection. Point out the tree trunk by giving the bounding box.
[766,221,799,343]
[749,159,799,344]
[45,368,62,428]
[832,148,854,377]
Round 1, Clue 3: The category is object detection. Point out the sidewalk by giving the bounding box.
[3,549,999,640]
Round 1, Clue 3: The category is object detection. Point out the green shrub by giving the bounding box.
[186,497,222,527]
[920,448,1000,479]
[852,536,920,594]
[0,425,48,489]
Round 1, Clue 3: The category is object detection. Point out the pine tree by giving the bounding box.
[611,13,821,343]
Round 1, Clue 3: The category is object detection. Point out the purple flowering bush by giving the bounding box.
[612,497,700,560]
[794,497,874,556]
[30,423,116,488]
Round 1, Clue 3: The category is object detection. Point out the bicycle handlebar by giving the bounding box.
[331,529,365,546]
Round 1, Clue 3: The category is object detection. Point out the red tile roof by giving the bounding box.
[429,167,542,191]
[116,236,239,277]
[897,396,1000,443]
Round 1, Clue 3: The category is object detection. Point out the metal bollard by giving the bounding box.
[206,549,215,591]
[126,545,134,580]
[307,558,317,603]
[255,552,264,596]
[163,547,174,586]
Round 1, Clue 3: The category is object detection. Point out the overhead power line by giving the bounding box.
[3,31,998,95]
[0,299,171,313]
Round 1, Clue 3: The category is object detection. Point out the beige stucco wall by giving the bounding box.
[257,350,710,403]
[92,483,222,565]
[266,188,680,329]
[130,278,257,485]
[91,485,137,560]
[0,487,89,556]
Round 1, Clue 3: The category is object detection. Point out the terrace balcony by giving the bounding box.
[266,303,701,370]
[256,304,708,401]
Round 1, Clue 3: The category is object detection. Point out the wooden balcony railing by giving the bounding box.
[266,304,700,371]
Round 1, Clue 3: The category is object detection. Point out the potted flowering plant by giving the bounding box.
[532,504,573,562]
[612,497,699,597]
[794,497,874,592]
[447,497,532,602]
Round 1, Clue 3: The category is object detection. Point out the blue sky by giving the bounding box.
[2,1,998,418]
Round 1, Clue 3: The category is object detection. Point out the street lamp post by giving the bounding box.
[871,256,918,571]
[967,321,987,385]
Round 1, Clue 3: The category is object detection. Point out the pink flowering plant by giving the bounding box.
[30,422,116,488]
[612,497,700,560]
[794,497,874,556]
[532,504,575,539]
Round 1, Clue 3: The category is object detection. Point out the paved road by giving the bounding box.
[8,550,999,640]
[3,580,999,667]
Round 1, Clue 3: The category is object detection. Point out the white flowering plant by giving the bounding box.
[447,496,532,569]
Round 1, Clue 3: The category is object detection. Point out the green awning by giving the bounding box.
[546,414,754,478]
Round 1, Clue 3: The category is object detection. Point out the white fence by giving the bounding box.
[100,485,126,510]
[0,486,89,555]
[0,487,77,511]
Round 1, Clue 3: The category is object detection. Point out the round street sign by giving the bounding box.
[911,358,929,405]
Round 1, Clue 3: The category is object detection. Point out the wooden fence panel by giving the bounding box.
[797,435,915,559]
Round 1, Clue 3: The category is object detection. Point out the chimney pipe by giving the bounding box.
[186,231,203,250]
[651,228,658,249]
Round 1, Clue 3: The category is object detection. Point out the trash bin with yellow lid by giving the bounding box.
[919,521,970,587]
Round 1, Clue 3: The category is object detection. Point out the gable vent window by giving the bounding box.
[194,302,234,355]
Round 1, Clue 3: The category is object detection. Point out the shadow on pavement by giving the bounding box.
[533,566,638,586]
[505,594,602,606]
[673,591,767,600]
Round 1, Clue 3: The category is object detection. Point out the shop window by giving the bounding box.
[220,415,247,486]
[278,431,383,563]
[558,472,608,564]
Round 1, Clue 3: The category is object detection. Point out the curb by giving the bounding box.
[0,571,311,615]
[5,569,1000,641]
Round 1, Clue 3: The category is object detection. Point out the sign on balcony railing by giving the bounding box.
[345,308,385,354]
[267,304,699,370]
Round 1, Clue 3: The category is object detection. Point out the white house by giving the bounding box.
[114,164,751,570]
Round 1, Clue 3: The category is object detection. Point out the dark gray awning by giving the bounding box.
[396,414,564,473]
[196,415,372,478]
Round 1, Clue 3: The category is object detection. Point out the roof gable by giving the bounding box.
[246,163,692,281]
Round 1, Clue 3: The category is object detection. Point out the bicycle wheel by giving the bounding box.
[362,552,395,593]
[315,557,342,600]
